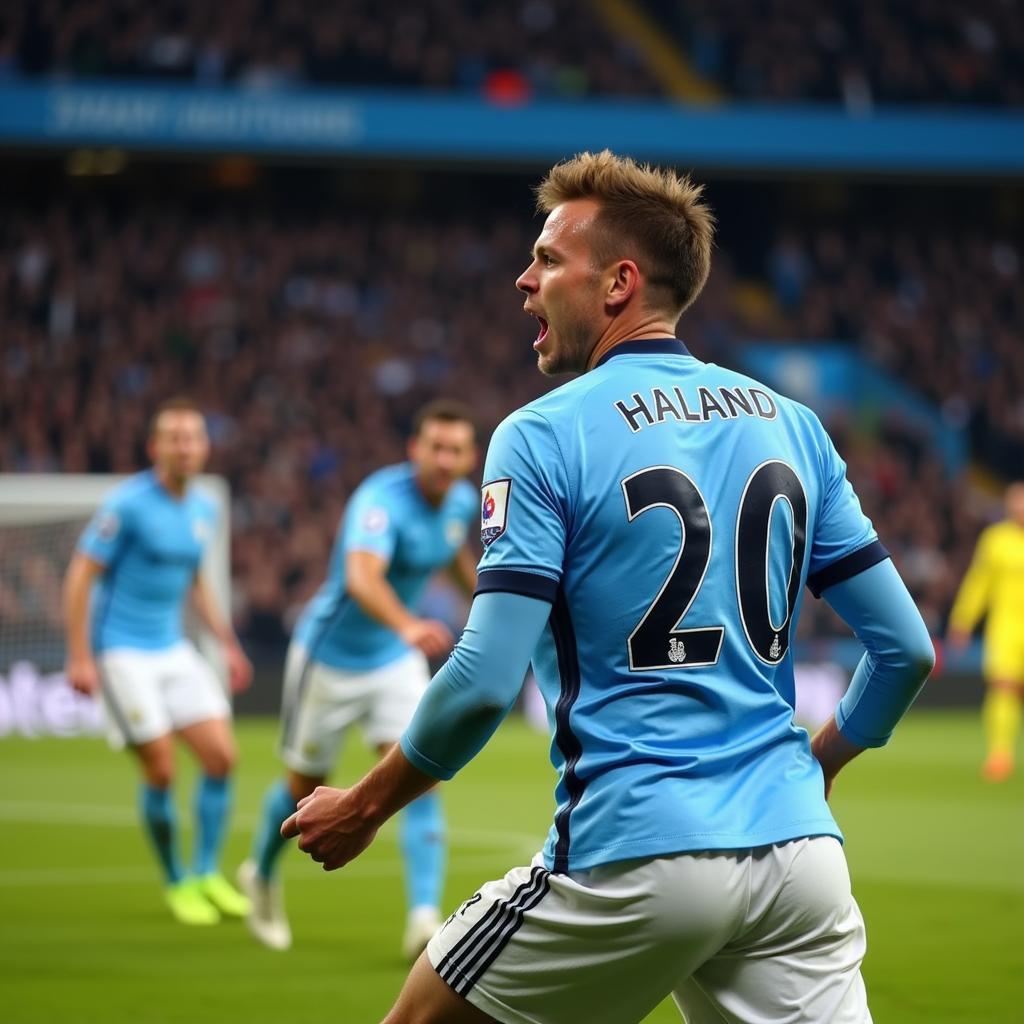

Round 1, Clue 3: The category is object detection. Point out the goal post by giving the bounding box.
[0,474,231,738]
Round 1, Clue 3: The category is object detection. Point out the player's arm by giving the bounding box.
[282,589,549,869]
[284,409,568,870]
[190,575,252,693]
[62,552,105,696]
[345,549,453,659]
[946,532,993,651]
[810,558,935,796]
[447,542,478,599]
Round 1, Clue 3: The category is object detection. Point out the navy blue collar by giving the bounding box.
[594,338,691,368]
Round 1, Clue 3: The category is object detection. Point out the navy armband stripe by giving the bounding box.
[807,540,890,598]
[475,569,559,603]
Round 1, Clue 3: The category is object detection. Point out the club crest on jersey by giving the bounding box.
[362,507,389,535]
[446,519,468,548]
[95,512,120,541]
[668,638,687,663]
[480,478,511,547]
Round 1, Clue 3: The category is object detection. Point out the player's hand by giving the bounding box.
[809,715,863,801]
[225,641,253,694]
[66,656,100,696]
[399,618,454,660]
[280,786,380,872]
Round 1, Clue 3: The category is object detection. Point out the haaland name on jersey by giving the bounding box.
[615,384,778,433]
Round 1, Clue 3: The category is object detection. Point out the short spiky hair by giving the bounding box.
[536,149,715,316]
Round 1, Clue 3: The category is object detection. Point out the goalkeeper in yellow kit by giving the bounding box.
[948,482,1024,782]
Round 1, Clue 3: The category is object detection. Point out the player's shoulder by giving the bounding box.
[982,520,1017,545]
[494,374,602,440]
[353,462,417,504]
[102,470,157,511]
[707,363,825,428]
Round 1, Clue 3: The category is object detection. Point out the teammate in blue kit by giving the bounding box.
[63,397,253,926]
[284,152,934,1024]
[241,400,479,957]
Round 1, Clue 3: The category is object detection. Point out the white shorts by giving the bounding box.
[279,644,430,776]
[97,642,230,749]
[428,837,871,1024]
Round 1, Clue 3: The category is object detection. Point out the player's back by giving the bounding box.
[479,340,885,872]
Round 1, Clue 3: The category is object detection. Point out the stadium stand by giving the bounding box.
[5,0,1023,106]
[0,181,1015,646]
[650,0,1024,108]
[0,0,1020,678]
[2,0,661,98]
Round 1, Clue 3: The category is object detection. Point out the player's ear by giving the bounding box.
[605,260,639,311]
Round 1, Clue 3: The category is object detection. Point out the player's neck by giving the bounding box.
[586,316,678,371]
[154,466,189,499]
[413,472,445,508]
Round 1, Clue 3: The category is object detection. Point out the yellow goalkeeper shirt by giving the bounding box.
[949,521,1024,643]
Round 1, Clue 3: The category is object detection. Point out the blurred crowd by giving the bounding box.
[765,226,1023,481]
[664,0,1024,108]
[0,0,659,99]
[3,1,1022,108]
[1,193,1016,648]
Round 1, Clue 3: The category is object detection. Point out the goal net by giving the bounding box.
[0,474,230,738]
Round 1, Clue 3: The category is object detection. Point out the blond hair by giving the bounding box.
[536,150,715,316]
[149,396,203,436]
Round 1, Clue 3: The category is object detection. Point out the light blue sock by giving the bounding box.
[140,784,183,885]
[400,792,446,909]
[252,780,297,882]
[193,775,231,877]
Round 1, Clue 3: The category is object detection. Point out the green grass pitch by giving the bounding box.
[1,711,1021,1023]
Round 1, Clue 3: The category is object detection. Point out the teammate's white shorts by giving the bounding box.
[428,836,871,1024]
[97,642,230,749]
[279,644,430,776]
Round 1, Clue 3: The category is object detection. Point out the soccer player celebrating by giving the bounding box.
[241,400,479,957]
[63,397,253,926]
[284,152,934,1023]
[947,481,1024,782]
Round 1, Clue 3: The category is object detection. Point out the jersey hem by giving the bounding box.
[94,637,188,654]
[835,701,893,749]
[298,643,413,673]
[400,733,456,781]
[543,818,843,872]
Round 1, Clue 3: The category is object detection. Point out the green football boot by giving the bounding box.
[166,879,219,925]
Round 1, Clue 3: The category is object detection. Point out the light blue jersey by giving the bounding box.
[475,339,888,873]
[78,470,218,653]
[293,463,478,671]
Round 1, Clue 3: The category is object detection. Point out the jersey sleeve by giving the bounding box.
[825,558,934,747]
[806,426,889,598]
[475,410,569,605]
[342,481,400,563]
[77,491,131,567]
[401,590,551,779]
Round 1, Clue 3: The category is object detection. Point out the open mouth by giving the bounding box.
[534,316,549,344]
